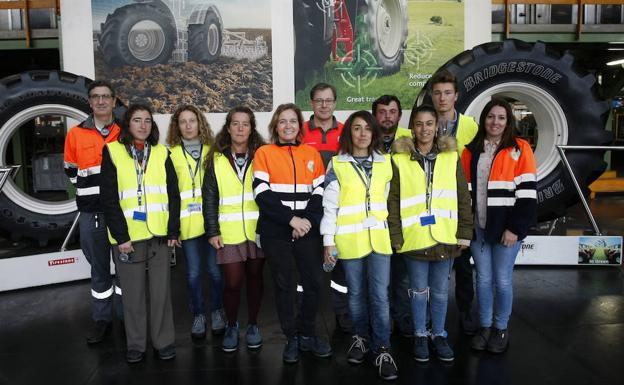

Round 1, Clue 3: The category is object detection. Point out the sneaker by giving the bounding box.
[191,314,206,339]
[459,311,478,336]
[431,335,454,362]
[283,337,300,363]
[157,344,176,360]
[298,335,333,358]
[347,335,368,364]
[413,336,429,362]
[126,349,145,363]
[245,324,262,349]
[374,347,398,381]
[471,327,491,351]
[222,323,239,352]
[211,308,226,335]
[487,328,509,353]
[86,320,111,344]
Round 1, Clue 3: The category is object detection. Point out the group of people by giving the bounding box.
[63,71,536,381]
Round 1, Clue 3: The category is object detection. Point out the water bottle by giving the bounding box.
[323,249,338,272]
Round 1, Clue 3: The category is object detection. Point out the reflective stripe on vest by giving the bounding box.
[214,152,259,245]
[170,145,207,240]
[332,154,393,259]
[106,141,169,244]
[393,151,458,252]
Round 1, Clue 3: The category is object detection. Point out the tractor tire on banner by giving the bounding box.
[0,71,126,245]
[294,0,333,90]
[364,0,407,74]
[99,2,176,67]
[417,39,611,221]
[188,7,223,64]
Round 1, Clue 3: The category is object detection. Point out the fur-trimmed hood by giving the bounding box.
[391,135,457,155]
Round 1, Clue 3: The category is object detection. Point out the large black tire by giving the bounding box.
[98,2,176,68]
[0,71,88,245]
[294,0,333,90]
[364,0,407,74]
[417,39,612,221]
[0,71,125,246]
[188,7,223,64]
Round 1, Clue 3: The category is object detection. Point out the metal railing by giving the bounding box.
[556,145,624,236]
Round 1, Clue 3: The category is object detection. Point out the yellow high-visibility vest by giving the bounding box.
[392,151,458,252]
[169,144,207,240]
[106,141,169,244]
[456,113,478,156]
[332,153,393,259]
[213,152,259,245]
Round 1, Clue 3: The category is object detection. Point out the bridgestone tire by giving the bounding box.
[364,0,407,74]
[294,0,333,90]
[418,39,612,221]
[188,8,223,64]
[98,2,176,67]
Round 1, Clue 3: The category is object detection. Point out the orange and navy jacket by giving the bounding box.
[252,142,325,240]
[63,116,121,212]
[302,116,344,167]
[461,138,537,243]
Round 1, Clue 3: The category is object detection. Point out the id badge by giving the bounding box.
[420,215,436,226]
[362,216,377,228]
[188,203,202,213]
[133,211,147,221]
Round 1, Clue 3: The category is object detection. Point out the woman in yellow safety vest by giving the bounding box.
[202,106,266,353]
[166,105,226,340]
[388,105,473,363]
[100,103,180,363]
[320,110,398,381]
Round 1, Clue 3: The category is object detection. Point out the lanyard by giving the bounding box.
[423,158,434,210]
[182,144,203,198]
[131,143,150,206]
[350,157,372,213]
[232,152,248,182]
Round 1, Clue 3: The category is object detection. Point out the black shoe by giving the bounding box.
[459,311,478,336]
[157,344,176,360]
[374,347,398,381]
[487,328,509,353]
[471,327,491,351]
[126,349,145,363]
[86,320,111,344]
[298,335,333,358]
[347,335,368,364]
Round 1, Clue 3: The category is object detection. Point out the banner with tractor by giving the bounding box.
[293,0,464,110]
[91,0,273,113]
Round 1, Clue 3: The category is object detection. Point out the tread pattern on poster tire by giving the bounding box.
[0,71,124,245]
[188,8,223,64]
[419,39,612,221]
[364,0,408,75]
[294,0,333,90]
[99,3,176,68]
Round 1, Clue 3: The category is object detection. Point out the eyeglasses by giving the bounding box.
[312,98,335,106]
[89,94,113,101]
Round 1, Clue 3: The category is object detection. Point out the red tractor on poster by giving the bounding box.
[294,0,408,90]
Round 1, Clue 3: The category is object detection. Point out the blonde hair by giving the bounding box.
[166,104,215,146]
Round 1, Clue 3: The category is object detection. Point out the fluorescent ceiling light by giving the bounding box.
[607,58,624,66]
[608,48,624,51]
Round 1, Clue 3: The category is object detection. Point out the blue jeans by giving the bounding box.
[342,252,391,352]
[471,227,521,330]
[182,236,223,315]
[404,257,453,337]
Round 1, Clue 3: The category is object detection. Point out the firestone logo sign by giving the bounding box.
[48,257,78,267]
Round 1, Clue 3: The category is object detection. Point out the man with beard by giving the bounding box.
[372,95,412,338]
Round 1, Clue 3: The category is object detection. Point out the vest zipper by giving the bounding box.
[241,161,248,241]
[289,146,297,210]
